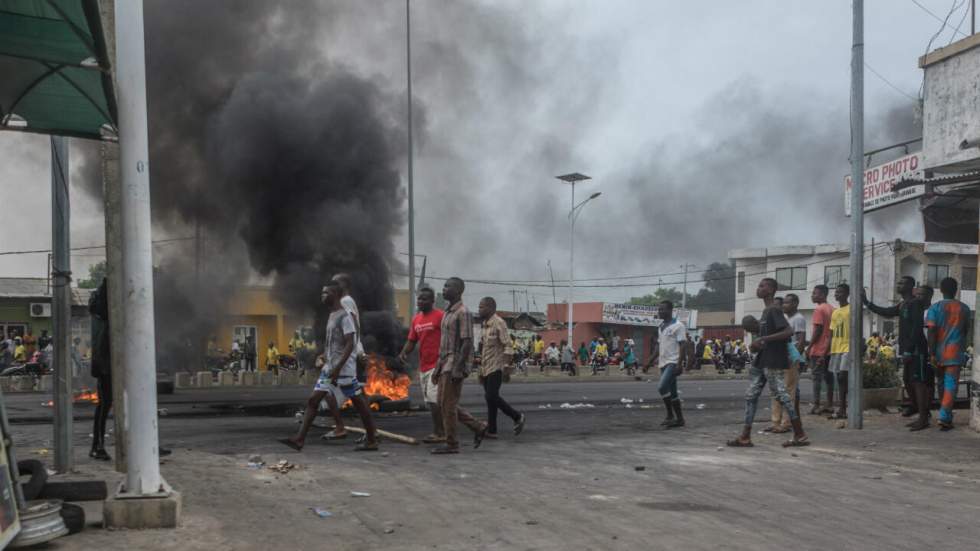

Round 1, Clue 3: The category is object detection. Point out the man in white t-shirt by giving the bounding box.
[652,300,689,428]
[281,280,378,452]
[332,273,365,364]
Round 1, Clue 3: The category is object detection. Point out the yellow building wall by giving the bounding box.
[394,288,411,325]
[215,287,313,371]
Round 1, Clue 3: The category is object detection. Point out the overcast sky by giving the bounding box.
[0,0,970,312]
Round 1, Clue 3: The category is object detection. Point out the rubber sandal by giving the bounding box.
[473,426,488,449]
[277,438,303,451]
[782,437,810,447]
[939,422,954,432]
[422,435,446,444]
[430,446,460,455]
[353,442,379,452]
[513,414,526,436]
[726,438,754,447]
[320,430,348,441]
[770,426,791,434]
[908,421,930,432]
[761,426,776,433]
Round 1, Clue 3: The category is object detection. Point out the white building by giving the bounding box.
[730,241,977,341]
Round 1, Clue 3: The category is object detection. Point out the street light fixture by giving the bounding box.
[555,173,598,351]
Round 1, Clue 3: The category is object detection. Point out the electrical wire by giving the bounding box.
[910,0,969,38]
[864,62,918,101]
[0,236,195,257]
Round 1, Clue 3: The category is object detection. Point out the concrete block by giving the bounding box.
[104,484,182,529]
[39,374,53,392]
[279,371,299,386]
[195,371,212,388]
[218,371,235,386]
[300,371,317,386]
[14,376,35,392]
[237,371,256,386]
[0,376,11,392]
[258,371,276,386]
[175,372,193,388]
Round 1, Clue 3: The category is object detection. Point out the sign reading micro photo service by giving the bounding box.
[844,152,924,216]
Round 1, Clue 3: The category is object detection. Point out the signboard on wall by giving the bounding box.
[601,303,697,328]
[844,152,924,216]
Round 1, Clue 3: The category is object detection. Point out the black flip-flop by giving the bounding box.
[473,426,488,449]
[430,446,460,455]
[782,437,810,447]
[277,438,303,451]
[726,438,754,448]
[354,442,379,452]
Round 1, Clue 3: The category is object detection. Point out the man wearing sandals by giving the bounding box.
[727,278,809,448]
[827,284,851,420]
[282,280,379,452]
[431,277,489,454]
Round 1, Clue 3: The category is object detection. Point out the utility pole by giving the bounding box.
[547,260,558,306]
[115,0,164,495]
[848,0,866,429]
[681,264,694,310]
[51,136,72,473]
[406,0,416,320]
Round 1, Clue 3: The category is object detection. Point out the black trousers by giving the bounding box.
[92,373,113,449]
[483,370,520,434]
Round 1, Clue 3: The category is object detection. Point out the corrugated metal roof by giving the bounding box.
[0,277,92,306]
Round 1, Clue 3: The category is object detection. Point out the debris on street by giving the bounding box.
[559,402,595,409]
[350,491,371,497]
[311,508,333,518]
[269,459,297,474]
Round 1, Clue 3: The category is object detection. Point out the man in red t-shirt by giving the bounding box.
[806,284,835,414]
[399,287,445,443]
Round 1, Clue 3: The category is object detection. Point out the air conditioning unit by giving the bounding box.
[30,303,52,318]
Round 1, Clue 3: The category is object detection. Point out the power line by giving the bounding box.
[0,236,194,257]
[864,62,918,101]
[911,0,969,37]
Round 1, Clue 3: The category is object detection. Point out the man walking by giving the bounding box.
[332,273,365,381]
[282,280,378,451]
[727,278,809,448]
[863,276,931,430]
[827,284,851,420]
[807,284,835,414]
[652,300,689,428]
[768,293,805,432]
[477,297,526,439]
[431,277,488,454]
[560,339,577,376]
[926,277,971,431]
[399,287,445,443]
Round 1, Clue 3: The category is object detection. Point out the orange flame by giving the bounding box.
[42,389,100,407]
[362,355,411,401]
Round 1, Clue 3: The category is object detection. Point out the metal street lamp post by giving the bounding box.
[556,173,598,350]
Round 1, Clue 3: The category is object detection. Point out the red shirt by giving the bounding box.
[809,302,834,357]
[409,308,444,373]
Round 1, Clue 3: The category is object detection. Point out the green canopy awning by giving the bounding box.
[0,0,116,140]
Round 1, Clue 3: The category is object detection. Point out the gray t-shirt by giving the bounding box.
[325,309,357,380]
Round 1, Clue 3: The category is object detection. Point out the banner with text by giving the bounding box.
[844,152,924,216]
[601,303,697,328]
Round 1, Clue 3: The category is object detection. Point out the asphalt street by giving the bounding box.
[7,378,979,550]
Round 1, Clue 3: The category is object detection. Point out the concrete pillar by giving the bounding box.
[218,371,235,386]
[971,209,980,433]
[279,371,299,386]
[15,376,35,392]
[39,375,54,392]
[237,372,256,386]
[258,371,276,386]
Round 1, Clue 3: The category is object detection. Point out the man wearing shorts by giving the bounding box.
[864,276,931,431]
[827,284,851,420]
[399,287,445,443]
[926,277,971,431]
[282,280,378,451]
[807,284,835,414]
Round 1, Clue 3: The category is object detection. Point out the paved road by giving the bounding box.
[4,377,814,422]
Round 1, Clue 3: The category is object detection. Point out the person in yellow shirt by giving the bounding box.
[594,339,608,359]
[13,338,26,363]
[532,335,545,362]
[288,330,304,354]
[878,343,895,360]
[827,284,851,419]
[266,341,280,375]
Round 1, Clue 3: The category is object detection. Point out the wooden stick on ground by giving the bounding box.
[330,425,419,445]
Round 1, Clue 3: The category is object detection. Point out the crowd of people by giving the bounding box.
[229,268,959,456]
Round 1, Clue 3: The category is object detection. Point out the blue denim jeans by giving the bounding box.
[658,363,680,399]
[743,366,796,426]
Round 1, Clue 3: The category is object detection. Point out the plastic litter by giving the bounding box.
[620,397,634,404]
[311,508,333,518]
[559,402,595,409]
[696,403,706,410]
[350,491,371,497]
